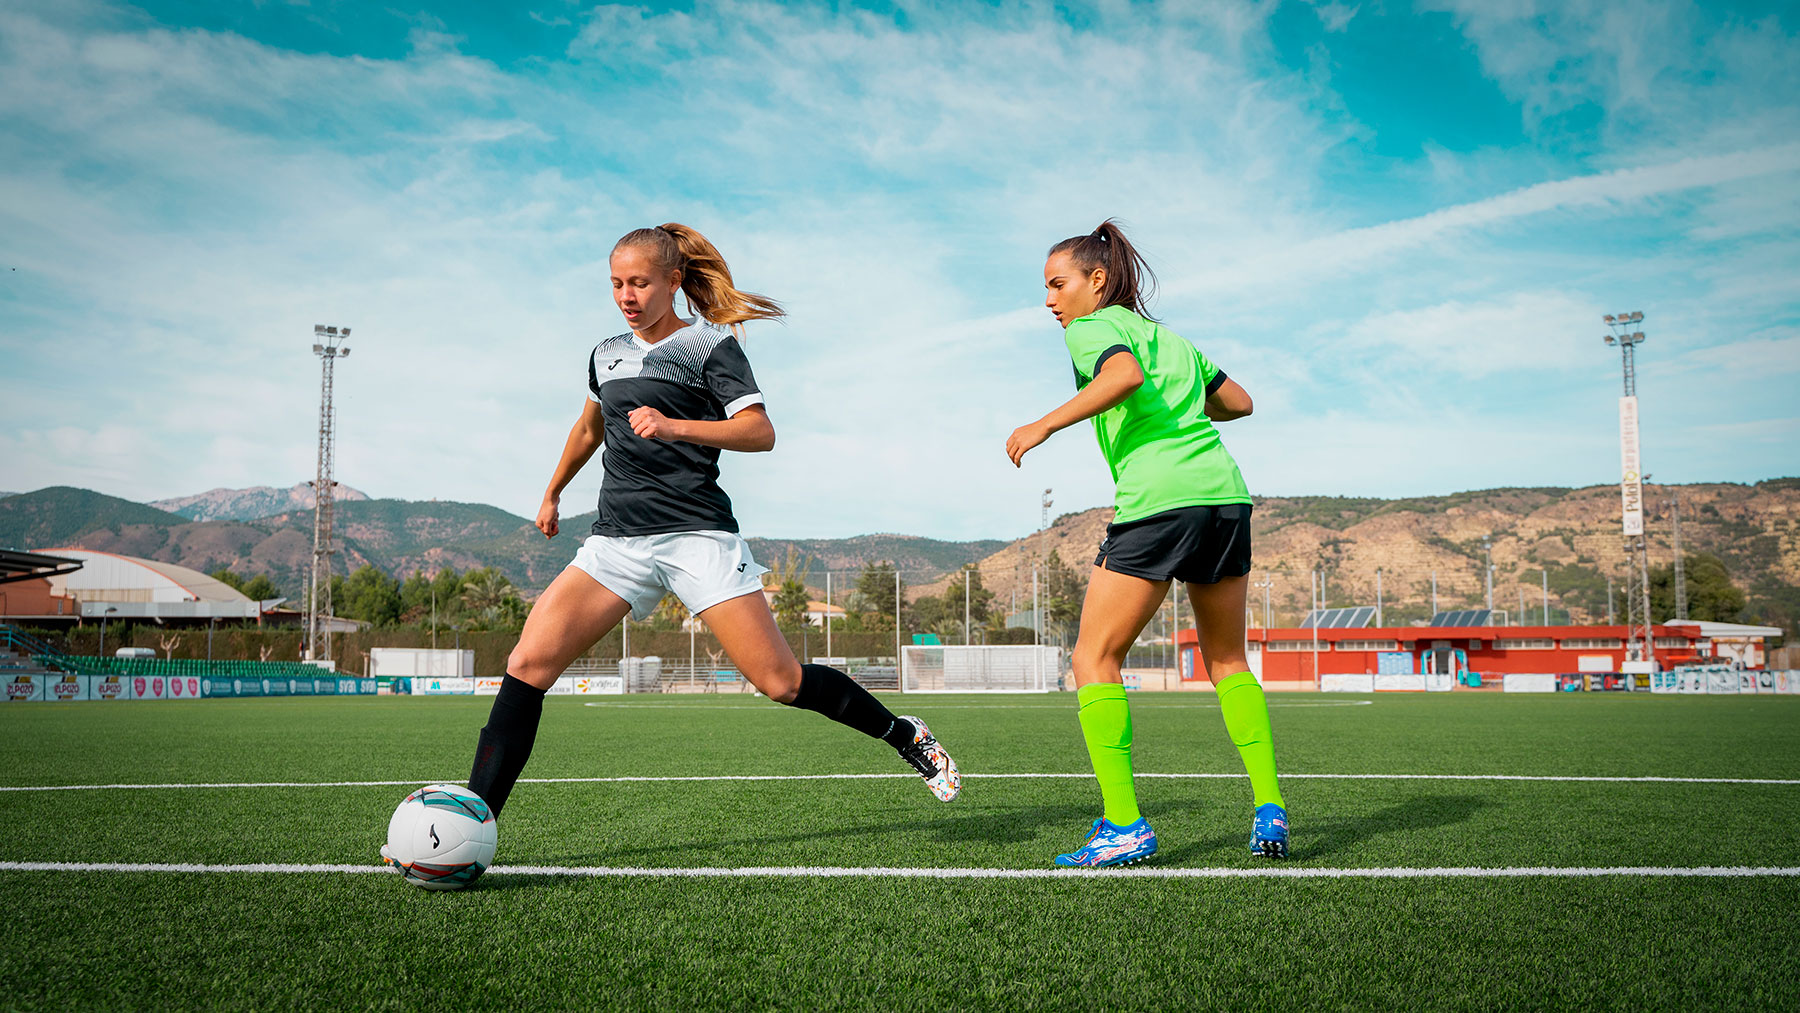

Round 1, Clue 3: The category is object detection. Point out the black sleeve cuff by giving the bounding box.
[1093,344,1134,374]
[1205,370,1228,397]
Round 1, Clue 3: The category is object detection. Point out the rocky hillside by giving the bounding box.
[953,480,1800,632]
[0,488,999,596]
[149,482,371,522]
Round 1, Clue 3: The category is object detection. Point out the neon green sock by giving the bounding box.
[1076,682,1140,826]
[1215,670,1284,808]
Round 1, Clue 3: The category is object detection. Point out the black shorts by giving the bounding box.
[1094,504,1252,585]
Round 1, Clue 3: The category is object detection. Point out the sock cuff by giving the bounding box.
[1077,682,1128,708]
[1213,670,1259,696]
[499,673,548,701]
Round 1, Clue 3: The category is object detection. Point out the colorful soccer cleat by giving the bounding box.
[1250,802,1289,859]
[1054,817,1158,867]
[896,715,961,802]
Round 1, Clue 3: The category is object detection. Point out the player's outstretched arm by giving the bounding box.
[1005,353,1144,467]
[536,398,606,537]
[628,403,776,453]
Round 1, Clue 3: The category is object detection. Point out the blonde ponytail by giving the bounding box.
[613,223,785,327]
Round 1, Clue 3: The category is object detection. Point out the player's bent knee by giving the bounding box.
[505,645,559,689]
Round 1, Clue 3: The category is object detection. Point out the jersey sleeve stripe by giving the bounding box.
[721,392,766,418]
[1093,343,1134,374]
[1205,370,1228,397]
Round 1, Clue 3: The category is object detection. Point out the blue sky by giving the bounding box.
[2,0,1796,540]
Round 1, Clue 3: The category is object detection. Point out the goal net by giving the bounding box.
[901,645,1062,693]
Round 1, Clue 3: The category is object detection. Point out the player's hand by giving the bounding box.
[1006,422,1050,468]
[535,496,560,538]
[629,405,683,441]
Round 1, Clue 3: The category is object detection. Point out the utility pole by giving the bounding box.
[1375,568,1384,627]
[1041,489,1053,533]
[1607,576,1615,625]
[1483,536,1494,611]
[1670,494,1688,621]
[307,324,351,664]
[1604,311,1653,663]
[1254,575,1273,628]
[1542,568,1550,626]
[1431,570,1438,616]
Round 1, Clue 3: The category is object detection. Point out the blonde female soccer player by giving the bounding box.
[1005,220,1286,866]
[454,224,959,825]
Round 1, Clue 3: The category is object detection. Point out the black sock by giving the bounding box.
[467,674,546,819]
[788,664,916,749]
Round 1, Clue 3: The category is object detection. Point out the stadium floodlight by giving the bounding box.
[306,323,353,663]
[1604,335,1615,345]
[1604,314,1616,324]
[314,324,326,333]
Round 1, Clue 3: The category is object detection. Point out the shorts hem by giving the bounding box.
[1096,558,1177,583]
[685,579,769,617]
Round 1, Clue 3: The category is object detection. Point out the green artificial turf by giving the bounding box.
[3,693,1798,1010]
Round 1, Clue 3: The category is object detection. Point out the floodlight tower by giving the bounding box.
[1603,311,1653,666]
[307,324,352,663]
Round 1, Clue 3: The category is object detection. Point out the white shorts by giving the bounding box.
[567,530,770,620]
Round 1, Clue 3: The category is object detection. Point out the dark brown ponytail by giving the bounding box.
[613,223,785,326]
[1048,219,1158,318]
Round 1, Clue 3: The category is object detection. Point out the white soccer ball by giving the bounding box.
[383,784,497,891]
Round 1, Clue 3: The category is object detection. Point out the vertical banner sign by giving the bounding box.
[1618,395,1643,536]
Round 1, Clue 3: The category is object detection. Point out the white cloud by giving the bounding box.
[1,0,1796,540]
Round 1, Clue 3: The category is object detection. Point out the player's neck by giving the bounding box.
[632,312,693,345]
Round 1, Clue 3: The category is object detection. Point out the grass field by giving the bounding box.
[3,692,1798,1010]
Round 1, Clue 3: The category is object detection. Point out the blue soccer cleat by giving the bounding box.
[1054,817,1158,867]
[1250,802,1289,859]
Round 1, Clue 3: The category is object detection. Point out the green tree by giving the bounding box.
[941,565,996,643]
[854,561,899,620]
[1041,549,1086,640]
[210,568,247,593]
[240,574,280,602]
[336,565,402,626]
[460,568,514,613]
[1649,552,1746,623]
[773,578,811,629]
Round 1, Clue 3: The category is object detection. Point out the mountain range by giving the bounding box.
[3,480,1795,632]
[0,486,1002,594]
[148,482,372,522]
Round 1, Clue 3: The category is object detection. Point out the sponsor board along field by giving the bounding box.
[2,693,1797,1009]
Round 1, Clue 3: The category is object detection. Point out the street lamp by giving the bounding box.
[98,606,118,658]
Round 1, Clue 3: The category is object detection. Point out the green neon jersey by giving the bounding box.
[1063,305,1250,522]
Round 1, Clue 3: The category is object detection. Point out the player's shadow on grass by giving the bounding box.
[537,801,1100,866]
[1154,794,1493,864]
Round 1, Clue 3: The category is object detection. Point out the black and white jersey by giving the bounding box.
[585,320,765,536]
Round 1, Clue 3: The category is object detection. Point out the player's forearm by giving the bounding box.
[545,419,603,500]
[1037,369,1142,435]
[670,411,776,453]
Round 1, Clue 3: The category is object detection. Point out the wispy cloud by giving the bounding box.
[1,0,1796,542]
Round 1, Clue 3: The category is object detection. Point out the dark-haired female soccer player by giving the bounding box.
[1005,220,1286,867]
[453,224,959,825]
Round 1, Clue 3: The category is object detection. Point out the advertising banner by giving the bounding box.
[6,674,47,701]
[569,676,625,695]
[1503,673,1557,693]
[1619,396,1644,537]
[1320,674,1375,693]
[48,673,90,702]
[94,675,132,700]
[475,677,504,696]
[414,678,475,695]
[1374,673,1427,691]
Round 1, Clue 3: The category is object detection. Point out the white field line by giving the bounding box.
[579,701,1374,709]
[1,861,1796,880]
[4,771,1798,793]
